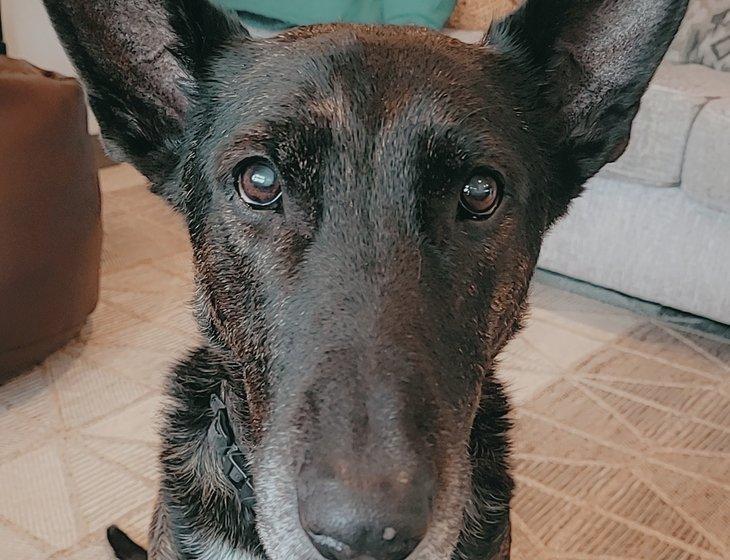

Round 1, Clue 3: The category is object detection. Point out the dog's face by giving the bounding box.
[197,26,543,559]
[45,1,686,558]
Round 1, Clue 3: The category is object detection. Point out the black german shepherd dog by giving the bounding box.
[44,1,686,558]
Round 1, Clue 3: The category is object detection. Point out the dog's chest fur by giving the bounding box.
[184,537,261,560]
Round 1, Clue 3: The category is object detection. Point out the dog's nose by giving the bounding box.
[298,462,433,560]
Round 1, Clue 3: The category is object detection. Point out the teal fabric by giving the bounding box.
[212,0,456,29]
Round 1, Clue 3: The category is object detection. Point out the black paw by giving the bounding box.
[107,525,148,560]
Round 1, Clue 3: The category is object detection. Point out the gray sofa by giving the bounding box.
[539,61,730,325]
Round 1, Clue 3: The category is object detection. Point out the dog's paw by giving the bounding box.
[107,525,148,560]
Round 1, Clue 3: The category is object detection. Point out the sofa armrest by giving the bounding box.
[682,97,730,213]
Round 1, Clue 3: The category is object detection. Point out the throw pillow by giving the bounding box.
[668,0,730,71]
[688,8,730,70]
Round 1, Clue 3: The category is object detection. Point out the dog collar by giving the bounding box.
[209,387,256,514]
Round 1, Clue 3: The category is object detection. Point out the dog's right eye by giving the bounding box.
[236,160,282,209]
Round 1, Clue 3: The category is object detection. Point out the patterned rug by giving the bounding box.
[0,165,727,560]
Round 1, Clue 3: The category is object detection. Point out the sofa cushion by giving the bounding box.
[604,63,730,187]
[682,97,730,212]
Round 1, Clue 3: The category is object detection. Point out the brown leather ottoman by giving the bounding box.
[0,56,101,381]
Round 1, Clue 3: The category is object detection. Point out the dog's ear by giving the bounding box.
[43,0,246,185]
[488,0,688,183]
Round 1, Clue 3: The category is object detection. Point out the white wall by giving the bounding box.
[2,0,101,134]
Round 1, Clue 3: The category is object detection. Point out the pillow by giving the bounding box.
[668,0,730,71]
[688,8,730,71]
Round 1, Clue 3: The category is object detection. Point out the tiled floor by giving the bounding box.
[0,165,728,560]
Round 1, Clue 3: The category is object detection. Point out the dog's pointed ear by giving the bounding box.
[43,0,246,184]
[488,0,688,182]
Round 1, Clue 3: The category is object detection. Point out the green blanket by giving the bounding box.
[212,0,455,29]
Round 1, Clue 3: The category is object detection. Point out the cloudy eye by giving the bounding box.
[236,159,282,209]
[458,172,503,220]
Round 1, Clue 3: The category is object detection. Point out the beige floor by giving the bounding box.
[0,165,728,560]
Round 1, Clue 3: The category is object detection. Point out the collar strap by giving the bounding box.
[209,390,256,512]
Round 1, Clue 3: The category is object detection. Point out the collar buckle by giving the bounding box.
[209,391,255,508]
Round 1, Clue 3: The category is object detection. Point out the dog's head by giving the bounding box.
[45,1,686,558]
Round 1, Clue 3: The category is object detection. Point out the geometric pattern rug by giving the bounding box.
[0,165,727,560]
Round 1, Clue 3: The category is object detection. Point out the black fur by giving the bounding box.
[43,1,688,559]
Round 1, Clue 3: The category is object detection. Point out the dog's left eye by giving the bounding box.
[236,160,282,209]
[458,172,503,220]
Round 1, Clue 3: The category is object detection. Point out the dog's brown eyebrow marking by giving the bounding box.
[303,80,352,129]
[213,128,272,180]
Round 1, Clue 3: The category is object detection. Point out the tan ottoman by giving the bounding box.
[0,56,101,380]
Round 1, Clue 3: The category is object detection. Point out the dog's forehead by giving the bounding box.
[208,25,501,129]
[197,27,541,201]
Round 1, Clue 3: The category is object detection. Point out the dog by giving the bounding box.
[43,1,687,558]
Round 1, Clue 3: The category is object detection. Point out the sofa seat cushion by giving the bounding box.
[682,97,730,212]
[604,63,730,187]
[539,176,730,324]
